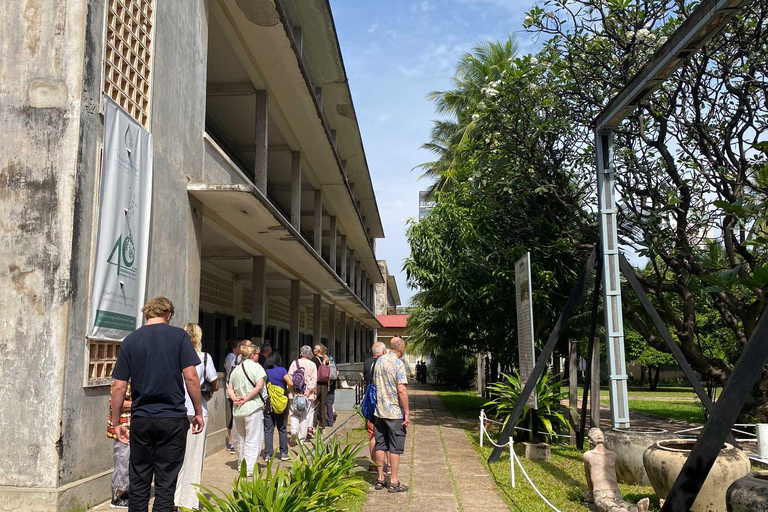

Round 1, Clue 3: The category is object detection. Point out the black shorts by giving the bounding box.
[373,416,407,455]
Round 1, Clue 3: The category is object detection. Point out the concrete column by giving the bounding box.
[291,151,301,231]
[329,216,337,272]
[251,256,267,343]
[340,236,348,281]
[290,280,300,359]
[369,282,374,311]
[340,311,347,363]
[254,90,268,194]
[349,251,356,290]
[313,294,322,344]
[361,271,367,305]
[314,189,323,254]
[328,304,336,356]
[351,320,357,362]
[355,260,362,299]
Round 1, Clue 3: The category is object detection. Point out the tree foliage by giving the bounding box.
[407,0,768,417]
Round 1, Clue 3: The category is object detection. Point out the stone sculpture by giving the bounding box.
[584,428,650,512]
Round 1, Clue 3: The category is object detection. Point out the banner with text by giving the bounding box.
[88,95,153,341]
[515,252,537,409]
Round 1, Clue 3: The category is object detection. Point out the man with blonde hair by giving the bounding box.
[373,336,410,493]
[111,297,204,512]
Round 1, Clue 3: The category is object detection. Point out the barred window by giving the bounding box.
[88,340,121,386]
[201,269,234,309]
[104,0,154,127]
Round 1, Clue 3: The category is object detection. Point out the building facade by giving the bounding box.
[0,1,384,510]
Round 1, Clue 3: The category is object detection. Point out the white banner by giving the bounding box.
[88,95,153,341]
[515,252,537,409]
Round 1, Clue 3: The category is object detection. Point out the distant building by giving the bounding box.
[419,190,436,220]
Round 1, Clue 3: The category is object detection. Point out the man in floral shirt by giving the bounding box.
[107,381,131,508]
[372,336,410,493]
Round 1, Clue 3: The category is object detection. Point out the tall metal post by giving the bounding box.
[595,131,630,428]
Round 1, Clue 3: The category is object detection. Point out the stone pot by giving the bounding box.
[643,439,750,512]
[727,471,768,512]
[604,427,671,485]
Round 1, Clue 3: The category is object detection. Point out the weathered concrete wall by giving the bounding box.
[375,260,388,315]
[55,0,212,503]
[0,0,88,491]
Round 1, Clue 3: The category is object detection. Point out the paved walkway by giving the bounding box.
[363,386,506,512]
[92,388,506,511]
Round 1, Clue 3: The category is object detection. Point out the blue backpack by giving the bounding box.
[360,358,378,421]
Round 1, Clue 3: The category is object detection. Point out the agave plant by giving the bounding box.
[290,434,366,510]
[485,368,570,443]
[193,458,305,512]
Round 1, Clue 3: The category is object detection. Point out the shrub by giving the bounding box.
[485,368,570,443]
[193,434,365,512]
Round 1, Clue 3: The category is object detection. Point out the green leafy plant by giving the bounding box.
[192,434,365,512]
[290,435,366,510]
[485,368,570,443]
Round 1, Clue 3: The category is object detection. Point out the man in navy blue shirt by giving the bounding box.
[111,297,203,512]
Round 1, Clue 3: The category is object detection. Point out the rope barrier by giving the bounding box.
[479,410,563,512]
[478,410,571,439]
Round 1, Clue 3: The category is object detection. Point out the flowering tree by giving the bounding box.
[409,0,768,417]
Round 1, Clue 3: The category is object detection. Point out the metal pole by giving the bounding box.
[578,253,602,449]
[596,130,630,428]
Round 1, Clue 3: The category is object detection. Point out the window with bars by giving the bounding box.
[201,269,234,309]
[89,340,122,385]
[104,0,154,127]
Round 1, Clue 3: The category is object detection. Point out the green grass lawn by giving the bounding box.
[602,399,705,424]
[436,390,662,512]
[562,385,698,399]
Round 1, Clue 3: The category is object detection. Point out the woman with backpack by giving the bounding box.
[227,345,268,477]
[262,351,293,461]
[175,323,218,509]
[311,344,331,432]
[288,346,317,445]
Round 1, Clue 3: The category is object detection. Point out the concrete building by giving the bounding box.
[0,1,384,510]
[419,190,435,220]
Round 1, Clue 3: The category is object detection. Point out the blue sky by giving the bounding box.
[331,0,537,305]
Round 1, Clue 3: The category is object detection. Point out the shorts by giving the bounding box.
[367,420,375,439]
[373,416,407,455]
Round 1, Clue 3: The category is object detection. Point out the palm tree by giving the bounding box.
[417,36,520,193]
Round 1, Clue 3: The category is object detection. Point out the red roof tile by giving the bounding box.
[377,314,409,329]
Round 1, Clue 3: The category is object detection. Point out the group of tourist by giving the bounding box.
[108,296,402,511]
[415,359,428,383]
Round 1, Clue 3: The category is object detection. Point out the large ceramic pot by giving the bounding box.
[727,471,768,512]
[643,439,750,512]
[604,427,671,485]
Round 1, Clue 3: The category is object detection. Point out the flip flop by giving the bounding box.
[374,479,387,490]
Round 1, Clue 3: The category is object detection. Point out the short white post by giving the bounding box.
[480,409,485,447]
[757,424,768,458]
[510,439,515,488]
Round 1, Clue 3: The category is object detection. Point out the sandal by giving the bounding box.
[388,481,409,493]
[374,479,387,490]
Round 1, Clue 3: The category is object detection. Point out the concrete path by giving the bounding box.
[363,386,506,512]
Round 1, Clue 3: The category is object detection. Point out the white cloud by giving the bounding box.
[376,113,391,125]
[367,22,380,34]
[398,65,423,77]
